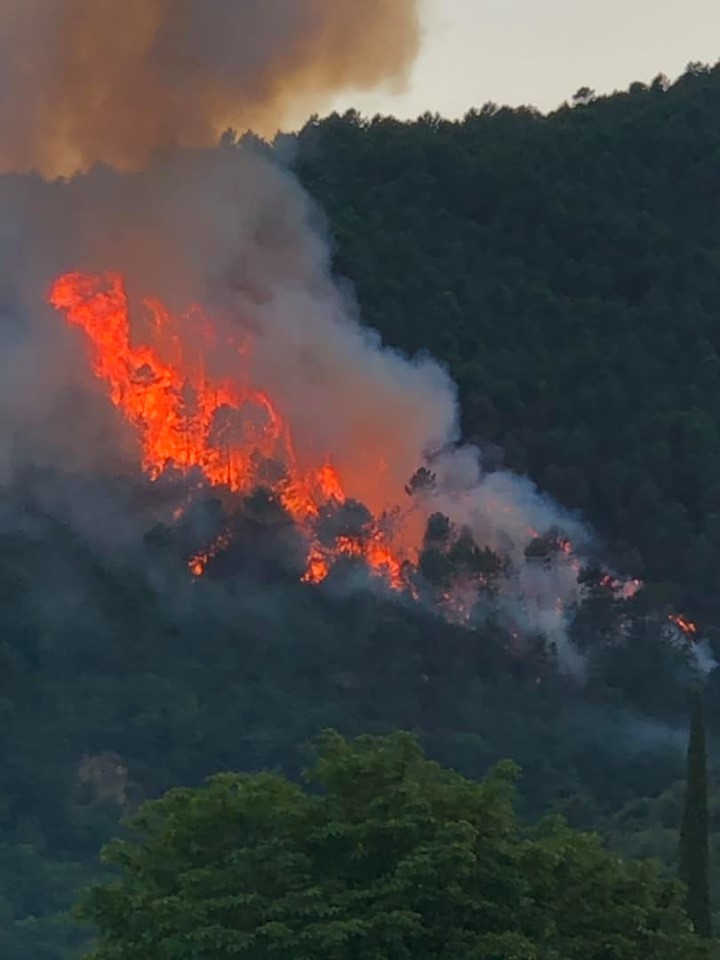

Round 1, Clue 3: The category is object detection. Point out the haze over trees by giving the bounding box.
[4,62,720,957]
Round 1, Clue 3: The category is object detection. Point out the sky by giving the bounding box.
[329,0,720,120]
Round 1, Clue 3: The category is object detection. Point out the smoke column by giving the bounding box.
[9,140,590,670]
[0,0,596,674]
[0,0,420,178]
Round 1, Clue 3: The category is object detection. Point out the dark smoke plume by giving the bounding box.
[0,0,421,177]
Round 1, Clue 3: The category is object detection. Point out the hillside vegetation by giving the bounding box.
[297,62,720,625]
[5,63,720,955]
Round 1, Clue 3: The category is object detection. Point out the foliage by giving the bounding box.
[681,693,713,936]
[7,63,720,955]
[295,62,720,626]
[82,732,711,960]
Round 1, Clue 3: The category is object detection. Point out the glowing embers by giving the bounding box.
[669,613,698,637]
[50,271,406,587]
[188,527,234,578]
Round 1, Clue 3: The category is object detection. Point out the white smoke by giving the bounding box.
[0,139,596,669]
[690,639,718,677]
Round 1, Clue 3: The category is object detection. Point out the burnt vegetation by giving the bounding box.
[6,63,720,955]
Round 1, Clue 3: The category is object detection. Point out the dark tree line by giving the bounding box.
[681,693,712,937]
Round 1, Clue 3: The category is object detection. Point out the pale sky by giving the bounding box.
[330,0,720,119]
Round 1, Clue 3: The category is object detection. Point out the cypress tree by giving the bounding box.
[679,691,712,937]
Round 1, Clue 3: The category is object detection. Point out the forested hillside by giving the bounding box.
[5,63,720,956]
[296,61,720,623]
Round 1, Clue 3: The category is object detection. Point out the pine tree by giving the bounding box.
[679,691,712,937]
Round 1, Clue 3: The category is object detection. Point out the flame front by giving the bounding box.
[669,613,698,637]
[50,271,406,585]
[48,269,658,654]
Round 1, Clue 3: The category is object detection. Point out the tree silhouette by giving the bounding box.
[679,691,712,937]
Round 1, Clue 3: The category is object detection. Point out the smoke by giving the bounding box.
[691,640,718,676]
[1,143,456,504]
[0,137,593,665]
[0,0,420,178]
[0,0,592,666]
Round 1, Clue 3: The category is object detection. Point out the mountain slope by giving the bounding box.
[297,62,720,622]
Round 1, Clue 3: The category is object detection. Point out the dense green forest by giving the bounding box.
[295,62,720,623]
[5,62,720,956]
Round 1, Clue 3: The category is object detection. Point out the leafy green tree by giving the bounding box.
[81,732,711,959]
[680,692,712,937]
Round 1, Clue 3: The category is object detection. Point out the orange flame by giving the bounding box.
[188,528,235,578]
[50,271,407,585]
[669,613,698,637]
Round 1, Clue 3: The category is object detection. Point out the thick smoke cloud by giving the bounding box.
[0,143,457,506]
[0,0,420,177]
[0,0,595,668]
[0,138,591,666]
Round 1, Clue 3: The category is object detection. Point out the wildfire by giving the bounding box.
[188,528,235,578]
[599,574,643,599]
[50,271,407,585]
[49,269,635,631]
[668,613,698,637]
